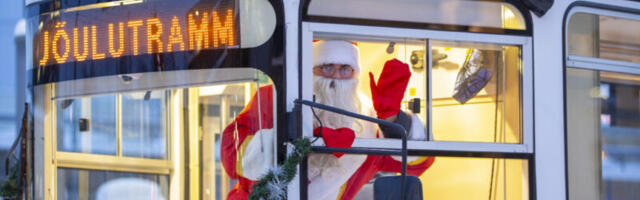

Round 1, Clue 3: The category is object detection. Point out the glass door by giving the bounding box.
[198,82,255,200]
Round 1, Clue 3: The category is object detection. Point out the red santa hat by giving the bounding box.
[313,40,361,74]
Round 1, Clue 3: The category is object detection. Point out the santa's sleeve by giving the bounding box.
[356,95,435,175]
[221,85,275,180]
[379,155,435,176]
[380,114,435,175]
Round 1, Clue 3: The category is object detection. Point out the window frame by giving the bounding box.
[52,91,173,172]
[565,6,640,75]
[563,4,640,200]
[47,85,177,200]
[301,22,534,156]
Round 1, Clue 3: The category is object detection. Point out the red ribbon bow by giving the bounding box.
[313,127,356,158]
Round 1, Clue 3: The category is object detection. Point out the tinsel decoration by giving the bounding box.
[248,138,312,200]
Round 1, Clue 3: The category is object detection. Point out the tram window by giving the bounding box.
[307,0,526,30]
[56,95,117,155]
[431,41,522,144]
[311,37,522,143]
[568,13,640,63]
[421,157,528,199]
[55,91,169,159]
[56,168,169,200]
[121,91,169,159]
[566,11,640,199]
[566,69,640,199]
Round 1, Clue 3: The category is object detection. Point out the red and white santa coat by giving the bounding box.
[221,85,435,200]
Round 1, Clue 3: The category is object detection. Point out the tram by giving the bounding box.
[11,0,640,199]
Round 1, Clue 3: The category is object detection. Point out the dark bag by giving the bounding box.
[374,175,423,200]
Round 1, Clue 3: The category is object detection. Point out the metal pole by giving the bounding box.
[294,99,409,200]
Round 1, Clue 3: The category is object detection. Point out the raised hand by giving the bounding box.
[368,59,412,119]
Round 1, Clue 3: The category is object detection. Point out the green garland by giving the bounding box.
[0,167,19,198]
[248,138,312,200]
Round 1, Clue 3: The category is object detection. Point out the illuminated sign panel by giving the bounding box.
[35,0,239,67]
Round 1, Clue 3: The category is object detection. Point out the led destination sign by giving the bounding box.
[37,6,238,66]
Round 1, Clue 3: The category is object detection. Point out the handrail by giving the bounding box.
[294,99,410,200]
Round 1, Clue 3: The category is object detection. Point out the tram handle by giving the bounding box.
[294,99,410,200]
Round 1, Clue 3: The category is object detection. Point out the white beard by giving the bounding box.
[311,76,361,129]
[308,75,361,180]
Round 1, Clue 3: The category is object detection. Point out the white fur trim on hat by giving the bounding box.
[313,40,361,74]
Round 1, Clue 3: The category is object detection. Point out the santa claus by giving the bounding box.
[221,40,434,200]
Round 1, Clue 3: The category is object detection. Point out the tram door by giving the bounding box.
[181,74,274,200]
[188,71,274,200]
[197,82,255,200]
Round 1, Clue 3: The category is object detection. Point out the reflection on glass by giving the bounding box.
[568,13,640,63]
[567,69,640,199]
[121,91,168,159]
[56,95,117,155]
[57,168,169,200]
[431,41,521,143]
[599,72,640,199]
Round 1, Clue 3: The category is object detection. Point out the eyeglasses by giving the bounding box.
[314,64,354,79]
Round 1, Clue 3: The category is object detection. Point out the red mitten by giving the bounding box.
[313,127,356,158]
[369,59,412,119]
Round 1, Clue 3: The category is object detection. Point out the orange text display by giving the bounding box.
[38,9,236,66]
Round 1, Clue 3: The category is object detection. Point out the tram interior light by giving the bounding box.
[410,50,424,70]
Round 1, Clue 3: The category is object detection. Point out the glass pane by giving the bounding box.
[121,90,168,159]
[201,74,275,199]
[431,41,522,143]
[565,67,600,199]
[57,168,169,200]
[341,157,529,200]
[566,69,640,199]
[56,95,117,155]
[599,71,640,199]
[568,13,640,63]
[421,157,528,200]
[308,0,526,30]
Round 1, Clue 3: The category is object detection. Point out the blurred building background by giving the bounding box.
[0,0,24,183]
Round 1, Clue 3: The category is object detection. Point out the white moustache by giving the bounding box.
[312,76,360,129]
